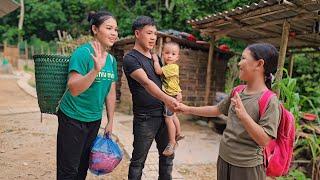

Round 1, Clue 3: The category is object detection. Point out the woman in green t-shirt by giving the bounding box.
[57,11,118,179]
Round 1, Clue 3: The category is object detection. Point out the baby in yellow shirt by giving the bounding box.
[152,42,184,156]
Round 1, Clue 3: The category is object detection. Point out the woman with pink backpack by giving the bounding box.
[177,43,294,180]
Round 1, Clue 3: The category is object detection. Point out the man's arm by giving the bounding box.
[130,68,177,110]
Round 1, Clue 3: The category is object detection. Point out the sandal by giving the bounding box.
[176,135,185,142]
[163,143,175,156]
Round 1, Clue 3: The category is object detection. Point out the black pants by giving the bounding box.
[128,113,174,180]
[57,110,101,180]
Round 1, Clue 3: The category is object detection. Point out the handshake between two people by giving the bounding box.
[163,94,190,114]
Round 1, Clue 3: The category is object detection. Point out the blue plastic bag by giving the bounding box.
[89,134,123,175]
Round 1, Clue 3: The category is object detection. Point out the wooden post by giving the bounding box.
[24,41,28,59]
[158,37,163,57]
[62,44,65,55]
[41,45,44,54]
[31,46,34,57]
[275,20,290,97]
[288,54,294,77]
[204,37,215,105]
[57,30,63,41]
[4,41,7,51]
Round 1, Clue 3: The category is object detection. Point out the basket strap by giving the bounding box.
[55,87,69,114]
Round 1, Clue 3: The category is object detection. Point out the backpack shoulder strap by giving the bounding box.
[258,89,276,118]
[231,85,246,97]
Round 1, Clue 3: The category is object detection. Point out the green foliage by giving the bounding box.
[23,0,67,41]
[277,169,311,180]
[273,69,301,122]
[0,0,261,42]
[292,53,320,122]
[0,26,23,45]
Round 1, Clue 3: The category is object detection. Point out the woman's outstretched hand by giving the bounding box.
[175,103,190,114]
[91,41,107,72]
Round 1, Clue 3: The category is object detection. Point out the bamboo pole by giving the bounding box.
[275,20,290,97]
[288,54,294,77]
[204,37,215,105]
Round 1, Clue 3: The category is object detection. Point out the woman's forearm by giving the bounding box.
[240,114,271,147]
[68,69,99,96]
[187,106,221,117]
[106,83,116,125]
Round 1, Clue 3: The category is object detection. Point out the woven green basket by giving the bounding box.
[33,54,70,115]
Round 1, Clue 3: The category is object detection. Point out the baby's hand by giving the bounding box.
[151,53,159,62]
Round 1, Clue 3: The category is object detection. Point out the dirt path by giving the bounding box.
[0,78,129,180]
[0,76,218,179]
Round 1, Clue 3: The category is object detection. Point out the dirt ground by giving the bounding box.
[0,78,217,180]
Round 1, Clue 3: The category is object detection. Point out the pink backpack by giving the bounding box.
[232,85,295,177]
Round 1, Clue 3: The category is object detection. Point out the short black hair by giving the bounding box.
[88,11,114,36]
[132,16,156,33]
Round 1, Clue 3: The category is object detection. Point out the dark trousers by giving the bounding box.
[217,156,266,180]
[128,113,174,180]
[57,110,101,180]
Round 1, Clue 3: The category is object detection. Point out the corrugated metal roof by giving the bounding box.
[0,0,19,17]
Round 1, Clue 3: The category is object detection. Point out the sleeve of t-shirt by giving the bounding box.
[123,54,142,75]
[111,55,118,82]
[162,64,179,78]
[258,96,281,139]
[68,47,89,76]
[217,95,231,116]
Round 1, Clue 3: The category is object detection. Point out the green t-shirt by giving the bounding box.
[60,43,118,122]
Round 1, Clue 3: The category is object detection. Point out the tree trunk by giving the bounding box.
[18,0,25,42]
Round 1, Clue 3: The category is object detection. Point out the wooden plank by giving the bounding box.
[275,20,290,97]
[204,38,215,105]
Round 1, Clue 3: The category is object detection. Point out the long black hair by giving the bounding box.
[246,43,279,89]
[87,11,114,36]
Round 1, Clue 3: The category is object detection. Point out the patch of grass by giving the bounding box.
[23,65,34,73]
